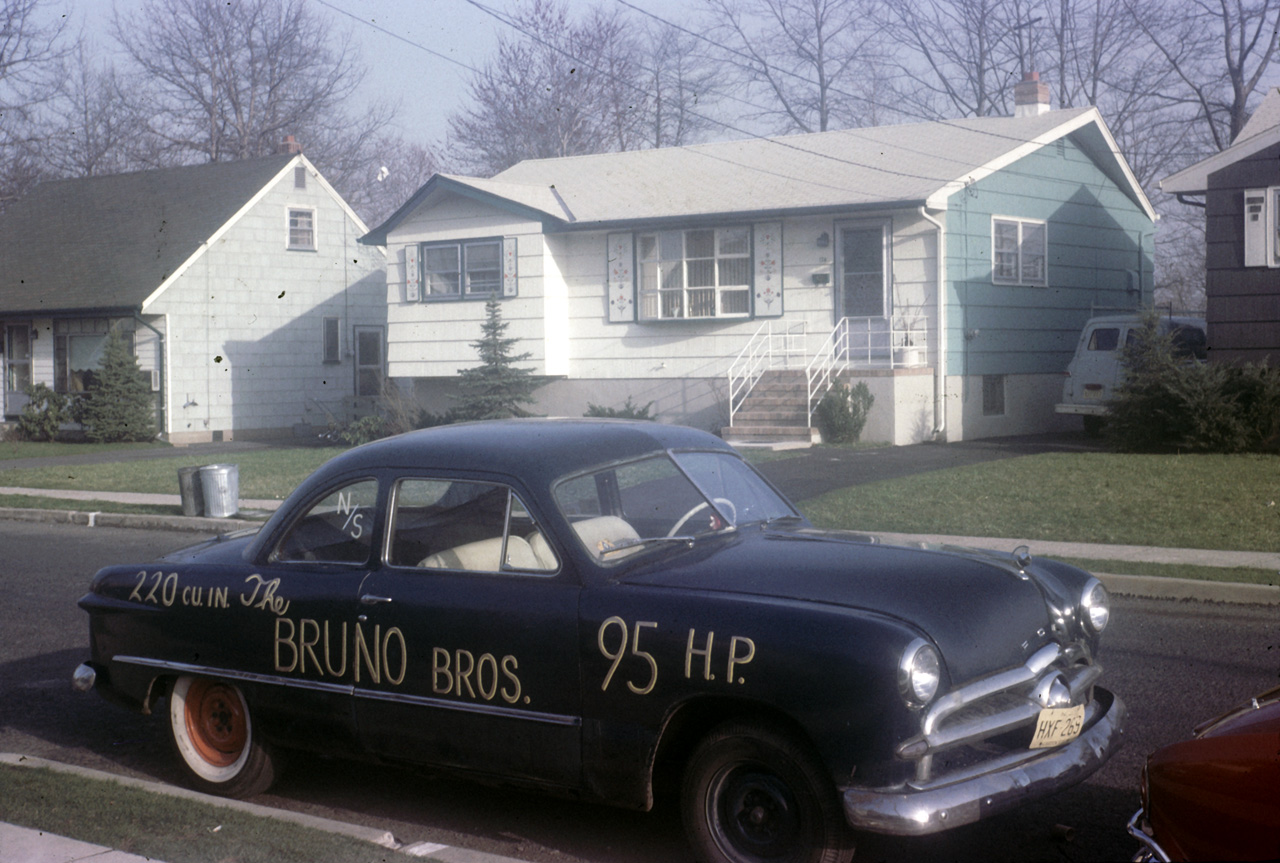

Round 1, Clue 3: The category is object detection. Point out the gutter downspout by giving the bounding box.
[133,313,167,437]
[919,207,947,440]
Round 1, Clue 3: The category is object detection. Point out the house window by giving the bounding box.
[53,319,133,393]
[5,325,32,394]
[638,227,751,320]
[992,217,1047,286]
[288,207,316,250]
[418,238,503,299]
[983,374,1006,416]
[322,317,340,364]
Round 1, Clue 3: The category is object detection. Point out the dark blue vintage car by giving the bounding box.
[76,419,1124,863]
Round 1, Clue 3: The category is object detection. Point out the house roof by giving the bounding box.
[0,155,297,316]
[363,106,1152,244]
[1161,87,1280,195]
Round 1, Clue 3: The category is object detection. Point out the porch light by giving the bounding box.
[816,232,830,248]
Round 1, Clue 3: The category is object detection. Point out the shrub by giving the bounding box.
[1108,313,1280,452]
[454,296,541,420]
[16,382,70,441]
[815,382,874,444]
[78,329,157,442]
[585,396,655,420]
[332,414,390,446]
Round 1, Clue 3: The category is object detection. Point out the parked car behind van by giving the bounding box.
[1056,313,1207,434]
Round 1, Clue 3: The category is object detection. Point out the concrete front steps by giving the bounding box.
[722,370,818,445]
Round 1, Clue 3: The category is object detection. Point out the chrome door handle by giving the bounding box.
[360,594,393,605]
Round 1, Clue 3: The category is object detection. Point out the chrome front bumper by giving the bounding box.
[841,689,1125,836]
[1126,808,1172,863]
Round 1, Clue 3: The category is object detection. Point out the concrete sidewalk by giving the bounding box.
[0,821,166,862]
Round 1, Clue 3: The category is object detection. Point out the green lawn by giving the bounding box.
[0,447,344,500]
[800,451,1280,552]
[0,764,390,863]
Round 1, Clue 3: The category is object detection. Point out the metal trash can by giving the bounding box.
[177,466,204,517]
[198,463,239,518]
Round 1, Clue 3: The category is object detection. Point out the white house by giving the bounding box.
[363,84,1153,444]
[0,147,387,444]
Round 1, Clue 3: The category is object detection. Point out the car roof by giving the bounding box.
[321,418,735,488]
[1083,313,1205,327]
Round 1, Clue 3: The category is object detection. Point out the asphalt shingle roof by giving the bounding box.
[364,107,1136,245]
[0,155,294,315]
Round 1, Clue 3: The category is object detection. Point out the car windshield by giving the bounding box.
[553,450,796,563]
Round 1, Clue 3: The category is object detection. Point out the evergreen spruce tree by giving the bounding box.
[79,328,157,442]
[454,296,540,420]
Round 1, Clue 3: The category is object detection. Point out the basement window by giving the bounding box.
[982,374,1006,416]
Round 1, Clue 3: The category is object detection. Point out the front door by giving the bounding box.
[836,223,889,320]
[354,326,384,398]
[4,324,32,418]
[354,476,582,787]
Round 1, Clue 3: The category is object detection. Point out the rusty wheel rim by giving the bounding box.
[183,679,248,767]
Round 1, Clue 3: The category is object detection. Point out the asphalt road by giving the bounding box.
[2,520,1276,863]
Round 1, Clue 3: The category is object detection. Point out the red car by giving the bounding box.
[1128,685,1280,861]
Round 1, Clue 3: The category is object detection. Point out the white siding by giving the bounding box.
[149,167,385,442]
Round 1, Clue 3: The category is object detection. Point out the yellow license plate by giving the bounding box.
[1029,705,1085,749]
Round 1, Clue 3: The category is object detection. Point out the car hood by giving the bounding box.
[156,529,260,566]
[620,527,1065,683]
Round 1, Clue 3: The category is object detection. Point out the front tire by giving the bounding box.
[168,675,279,797]
[682,720,854,863]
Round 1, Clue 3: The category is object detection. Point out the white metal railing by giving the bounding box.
[805,317,930,424]
[727,321,808,426]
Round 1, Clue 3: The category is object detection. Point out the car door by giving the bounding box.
[352,475,582,787]
[227,476,382,752]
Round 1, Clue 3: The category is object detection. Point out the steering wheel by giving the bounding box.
[668,497,737,536]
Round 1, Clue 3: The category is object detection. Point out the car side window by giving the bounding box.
[1087,328,1119,351]
[387,478,558,574]
[273,479,378,564]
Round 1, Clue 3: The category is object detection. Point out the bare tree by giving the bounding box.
[701,0,887,132]
[39,45,138,177]
[111,0,391,163]
[879,0,1046,119]
[636,22,723,148]
[346,134,444,228]
[1126,0,1280,152]
[448,0,636,174]
[0,0,69,207]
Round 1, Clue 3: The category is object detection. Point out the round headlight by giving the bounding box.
[1081,578,1110,633]
[898,638,941,708]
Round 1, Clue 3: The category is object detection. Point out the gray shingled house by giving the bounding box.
[0,151,386,443]
[1161,86,1280,366]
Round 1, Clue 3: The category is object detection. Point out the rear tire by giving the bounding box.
[682,720,854,863]
[168,675,279,797]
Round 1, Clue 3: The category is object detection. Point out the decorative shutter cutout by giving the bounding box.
[503,237,519,296]
[404,245,420,302]
[753,222,783,317]
[607,233,635,323]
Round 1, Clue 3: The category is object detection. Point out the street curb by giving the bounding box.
[0,754,533,862]
[0,506,263,533]
[1095,572,1280,605]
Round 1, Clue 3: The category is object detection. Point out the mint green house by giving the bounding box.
[364,88,1153,444]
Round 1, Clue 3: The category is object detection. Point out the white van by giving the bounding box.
[1056,313,1207,434]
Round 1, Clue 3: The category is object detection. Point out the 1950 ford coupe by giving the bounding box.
[76,419,1124,863]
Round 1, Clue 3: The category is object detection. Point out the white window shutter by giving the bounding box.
[503,237,519,296]
[404,245,420,301]
[753,222,783,317]
[607,233,635,323]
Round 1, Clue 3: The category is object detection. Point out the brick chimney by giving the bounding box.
[1013,71,1051,117]
[278,135,302,154]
